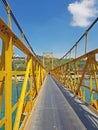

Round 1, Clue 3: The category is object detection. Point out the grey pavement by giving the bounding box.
[28,74,98,130]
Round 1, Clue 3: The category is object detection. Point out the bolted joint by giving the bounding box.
[22,32,24,38]
[85,30,88,36]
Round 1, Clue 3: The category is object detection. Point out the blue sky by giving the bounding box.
[0,0,98,58]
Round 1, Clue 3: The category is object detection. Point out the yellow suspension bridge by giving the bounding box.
[0,0,98,130]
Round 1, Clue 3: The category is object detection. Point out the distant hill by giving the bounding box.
[12,55,86,71]
[37,55,73,70]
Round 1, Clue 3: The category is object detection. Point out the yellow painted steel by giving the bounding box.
[51,17,98,110]
[0,1,98,129]
[5,36,13,130]
[0,117,6,126]
[13,58,32,130]
[51,49,98,110]
[0,18,46,130]
[6,4,12,29]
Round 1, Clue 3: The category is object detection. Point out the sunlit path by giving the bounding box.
[0,0,98,130]
[25,75,98,130]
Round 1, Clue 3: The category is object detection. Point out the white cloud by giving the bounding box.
[68,0,98,27]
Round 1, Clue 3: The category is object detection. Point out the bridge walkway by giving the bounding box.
[24,75,98,130]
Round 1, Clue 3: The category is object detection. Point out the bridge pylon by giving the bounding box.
[42,52,54,70]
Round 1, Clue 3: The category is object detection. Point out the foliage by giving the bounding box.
[12,56,85,71]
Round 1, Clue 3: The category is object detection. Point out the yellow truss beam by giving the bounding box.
[0,18,47,130]
[51,49,98,110]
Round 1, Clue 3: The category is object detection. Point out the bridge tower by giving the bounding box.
[42,52,54,70]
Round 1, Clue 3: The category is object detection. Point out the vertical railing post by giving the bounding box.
[5,36,13,130]
[75,44,77,59]
[35,62,39,93]
[6,5,12,29]
[74,62,77,92]
[85,30,88,54]
[22,32,25,43]
[29,57,33,111]
[14,58,31,130]
[43,53,45,67]
[52,56,54,70]
[0,39,5,112]
[70,51,71,60]
[37,65,40,91]
[90,72,93,103]
[40,67,43,86]
[38,65,41,91]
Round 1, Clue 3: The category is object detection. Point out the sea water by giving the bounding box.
[0,79,98,130]
[0,80,30,130]
[82,79,98,103]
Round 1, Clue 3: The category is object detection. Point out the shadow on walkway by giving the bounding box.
[52,76,98,130]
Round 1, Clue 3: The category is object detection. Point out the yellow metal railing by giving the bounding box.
[0,1,98,130]
[51,49,98,109]
[0,18,46,130]
[0,1,47,129]
[51,18,98,111]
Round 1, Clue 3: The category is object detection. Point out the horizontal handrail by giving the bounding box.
[51,49,98,110]
[0,18,47,130]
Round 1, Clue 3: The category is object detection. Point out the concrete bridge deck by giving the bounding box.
[25,75,98,130]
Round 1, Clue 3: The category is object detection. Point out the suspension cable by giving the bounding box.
[1,0,37,57]
[60,17,98,60]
